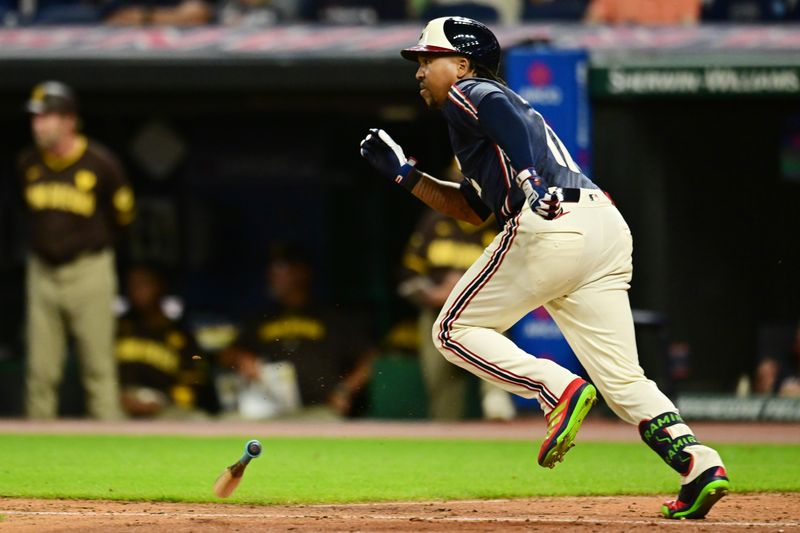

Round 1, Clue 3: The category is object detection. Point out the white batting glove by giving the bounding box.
[515,167,564,220]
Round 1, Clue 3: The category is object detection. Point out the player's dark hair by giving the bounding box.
[470,60,507,86]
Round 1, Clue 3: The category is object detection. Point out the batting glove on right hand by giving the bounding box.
[515,168,564,220]
[360,128,420,191]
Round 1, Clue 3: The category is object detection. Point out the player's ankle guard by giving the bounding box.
[638,412,698,476]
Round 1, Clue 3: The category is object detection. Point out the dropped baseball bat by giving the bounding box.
[213,439,262,498]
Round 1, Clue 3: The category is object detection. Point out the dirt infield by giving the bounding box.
[1,418,799,532]
[2,493,799,532]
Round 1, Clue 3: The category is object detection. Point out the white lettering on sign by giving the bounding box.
[607,68,800,95]
[519,86,563,106]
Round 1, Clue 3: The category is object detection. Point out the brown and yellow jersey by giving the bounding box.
[400,211,497,287]
[18,136,135,265]
[116,311,211,410]
[232,305,371,406]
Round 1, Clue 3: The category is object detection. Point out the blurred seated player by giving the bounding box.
[522,0,588,21]
[585,0,701,25]
[0,0,14,22]
[703,0,798,22]
[218,243,375,420]
[411,1,506,24]
[116,264,217,418]
[217,0,302,26]
[300,0,407,23]
[23,0,102,24]
[753,320,800,398]
[102,0,212,25]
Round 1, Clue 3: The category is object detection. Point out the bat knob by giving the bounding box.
[245,439,262,459]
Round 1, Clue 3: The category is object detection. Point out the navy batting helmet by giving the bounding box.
[401,17,501,75]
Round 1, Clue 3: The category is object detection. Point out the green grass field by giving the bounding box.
[0,435,798,504]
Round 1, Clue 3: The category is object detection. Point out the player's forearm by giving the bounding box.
[409,172,484,225]
[341,349,377,395]
[329,349,377,414]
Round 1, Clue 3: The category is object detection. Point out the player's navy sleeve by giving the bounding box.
[476,93,541,184]
[443,81,501,125]
[453,80,503,108]
[443,81,505,221]
[460,179,493,221]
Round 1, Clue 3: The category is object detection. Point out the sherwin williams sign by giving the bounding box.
[505,48,592,177]
[592,66,800,96]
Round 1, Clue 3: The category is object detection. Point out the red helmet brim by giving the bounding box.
[400,44,458,62]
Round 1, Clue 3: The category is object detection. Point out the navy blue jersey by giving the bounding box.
[443,78,599,223]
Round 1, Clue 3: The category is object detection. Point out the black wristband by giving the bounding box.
[401,167,422,192]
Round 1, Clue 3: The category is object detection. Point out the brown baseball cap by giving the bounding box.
[26,80,78,115]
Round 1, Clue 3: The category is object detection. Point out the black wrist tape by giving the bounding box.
[401,167,422,191]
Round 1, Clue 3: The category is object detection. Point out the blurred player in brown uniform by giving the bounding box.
[116,264,217,418]
[399,162,514,420]
[18,81,135,419]
[219,244,375,420]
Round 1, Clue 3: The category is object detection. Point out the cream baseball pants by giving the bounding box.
[433,189,676,424]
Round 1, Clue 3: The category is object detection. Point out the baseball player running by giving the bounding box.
[360,17,729,519]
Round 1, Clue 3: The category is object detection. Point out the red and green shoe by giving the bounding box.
[662,466,730,519]
[537,378,597,469]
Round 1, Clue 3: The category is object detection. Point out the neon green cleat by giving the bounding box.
[538,378,597,469]
[662,466,730,519]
